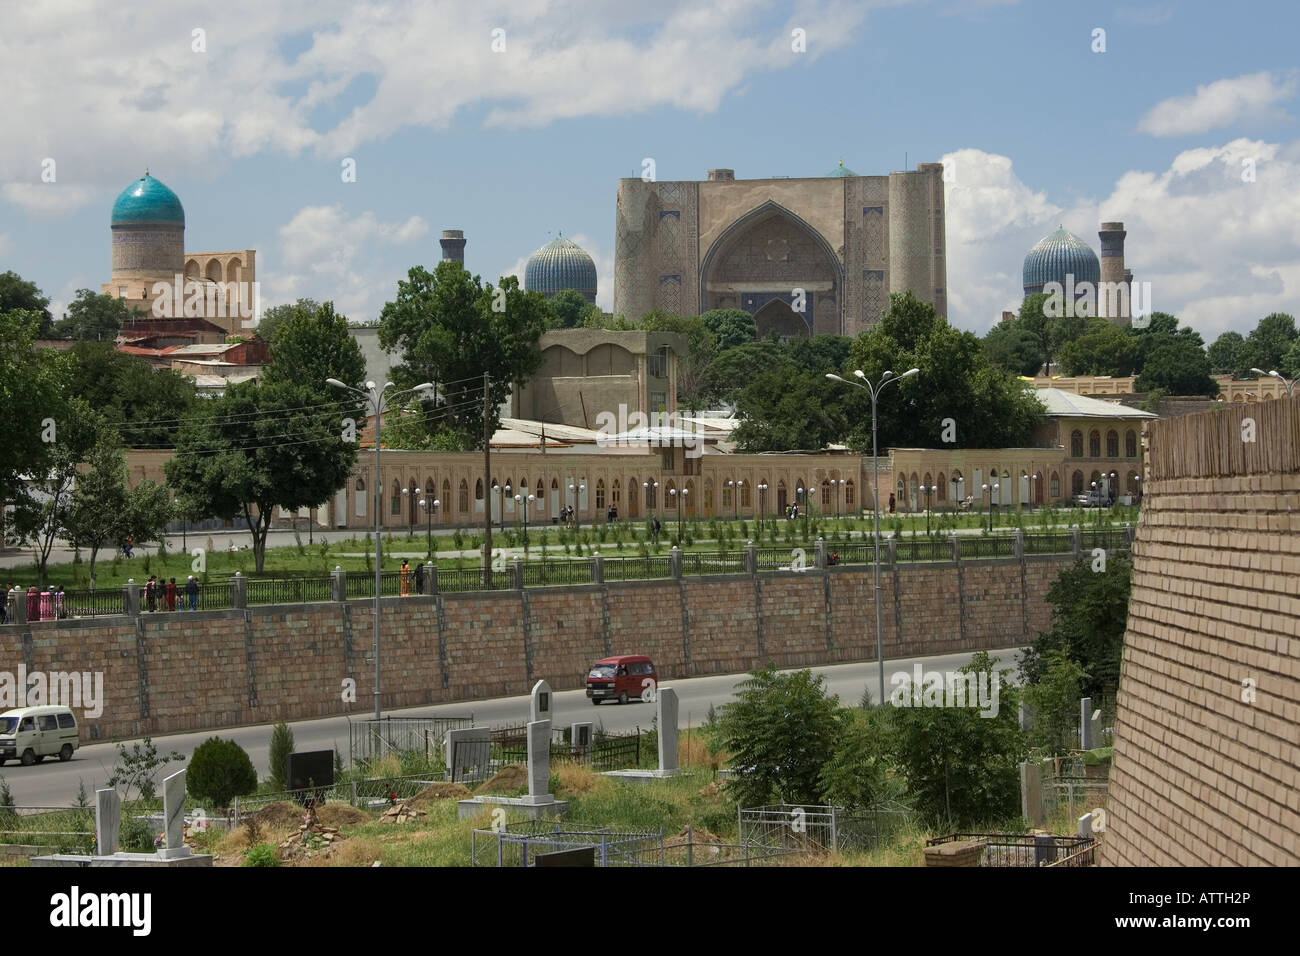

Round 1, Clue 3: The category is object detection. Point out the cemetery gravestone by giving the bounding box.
[159,769,190,858]
[657,687,679,773]
[445,727,493,784]
[524,719,552,804]
[530,679,552,723]
[95,788,120,856]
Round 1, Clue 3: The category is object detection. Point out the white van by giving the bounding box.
[0,707,80,766]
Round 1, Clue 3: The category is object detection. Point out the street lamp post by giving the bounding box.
[568,481,585,530]
[921,484,932,535]
[825,367,920,707]
[491,483,512,535]
[1251,368,1299,398]
[515,492,535,548]
[418,497,439,558]
[326,377,433,721]
[757,482,768,535]
[991,482,999,531]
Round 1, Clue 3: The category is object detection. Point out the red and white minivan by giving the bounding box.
[586,655,657,705]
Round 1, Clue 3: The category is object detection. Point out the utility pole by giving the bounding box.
[482,372,493,588]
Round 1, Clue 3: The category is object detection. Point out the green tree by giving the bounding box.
[165,381,359,573]
[1057,319,1141,376]
[702,340,784,403]
[0,271,53,336]
[699,308,757,350]
[1135,338,1217,396]
[1282,338,1300,379]
[1207,331,1253,377]
[718,665,841,807]
[983,320,1043,376]
[1021,650,1090,755]
[1245,312,1297,373]
[732,367,852,451]
[262,301,367,402]
[638,310,716,411]
[379,262,548,448]
[546,289,589,329]
[818,706,895,810]
[50,289,141,341]
[62,342,198,447]
[268,722,295,791]
[187,737,258,809]
[886,651,1025,827]
[257,298,320,347]
[106,738,185,803]
[1019,555,1133,700]
[64,435,131,586]
[0,310,64,537]
[1017,293,1087,372]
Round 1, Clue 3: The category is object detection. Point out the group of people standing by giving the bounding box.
[3,584,67,623]
[145,575,200,612]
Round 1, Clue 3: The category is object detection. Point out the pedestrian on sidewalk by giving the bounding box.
[165,577,177,612]
[55,585,66,620]
[145,575,158,613]
[400,559,411,596]
[26,586,38,622]
[39,586,53,621]
[414,561,425,595]
[186,575,199,611]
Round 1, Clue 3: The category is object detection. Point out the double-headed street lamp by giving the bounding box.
[982,481,999,532]
[642,480,659,538]
[515,492,536,548]
[491,482,512,535]
[1251,367,1299,398]
[757,482,768,533]
[825,367,920,707]
[418,496,439,558]
[920,483,933,535]
[669,486,689,544]
[568,480,586,529]
[326,378,433,721]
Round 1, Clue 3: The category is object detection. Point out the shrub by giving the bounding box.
[1021,650,1089,755]
[243,843,281,867]
[268,721,295,792]
[187,737,258,809]
[819,707,895,810]
[718,665,840,808]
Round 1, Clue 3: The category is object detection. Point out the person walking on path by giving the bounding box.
[55,585,66,620]
[145,575,158,613]
[888,493,895,514]
[26,586,39,622]
[400,559,411,597]
[414,561,425,595]
[165,577,177,612]
[39,586,53,621]
[186,575,199,611]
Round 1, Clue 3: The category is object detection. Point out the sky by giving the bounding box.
[2,0,1298,342]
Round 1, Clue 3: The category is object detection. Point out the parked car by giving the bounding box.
[1075,491,1106,508]
[586,655,657,705]
[0,706,80,766]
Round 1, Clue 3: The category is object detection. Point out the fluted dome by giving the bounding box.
[112,173,184,226]
[1023,227,1099,295]
[524,236,597,303]
[826,159,858,177]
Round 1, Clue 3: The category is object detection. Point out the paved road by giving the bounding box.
[0,646,1023,806]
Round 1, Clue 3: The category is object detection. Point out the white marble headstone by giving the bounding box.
[525,719,552,804]
[657,687,679,773]
[95,788,120,856]
[530,679,552,724]
[159,768,190,858]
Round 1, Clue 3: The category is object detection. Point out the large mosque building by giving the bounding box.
[101,173,257,335]
[613,162,948,337]
[1022,221,1134,323]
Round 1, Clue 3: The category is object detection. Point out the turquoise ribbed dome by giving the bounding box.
[1023,227,1099,295]
[524,236,597,303]
[112,173,185,225]
[826,159,857,177]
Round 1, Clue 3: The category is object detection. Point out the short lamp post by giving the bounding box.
[418,497,439,559]
[669,487,689,544]
[643,480,659,538]
[568,481,585,530]
[492,482,512,535]
[757,482,768,534]
[920,484,933,535]
[515,492,535,548]
[326,377,433,722]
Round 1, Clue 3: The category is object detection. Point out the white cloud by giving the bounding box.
[942,139,1300,341]
[1,0,888,215]
[1137,71,1298,137]
[266,205,429,318]
[1,183,97,216]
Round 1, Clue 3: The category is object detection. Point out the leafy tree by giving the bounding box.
[1131,311,1205,375]
[268,722,295,791]
[107,738,185,803]
[379,262,548,448]
[0,271,53,336]
[64,435,130,585]
[1020,650,1090,755]
[886,651,1025,827]
[1207,331,1253,377]
[262,301,367,407]
[1282,338,1300,379]
[818,706,895,810]
[638,310,716,412]
[1019,555,1133,700]
[732,367,852,451]
[50,289,141,341]
[165,381,359,572]
[1057,319,1141,377]
[1245,312,1297,373]
[1017,293,1087,372]
[1135,338,1217,396]
[699,308,757,350]
[717,665,841,808]
[983,320,1043,376]
[702,340,784,403]
[257,298,319,347]
[0,310,64,537]
[187,737,258,809]
[546,289,589,329]
[62,342,198,447]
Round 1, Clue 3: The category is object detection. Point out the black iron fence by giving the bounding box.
[7,531,1130,620]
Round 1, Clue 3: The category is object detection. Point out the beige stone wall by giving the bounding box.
[1102,396,1300,866]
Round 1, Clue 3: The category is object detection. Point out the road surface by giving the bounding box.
[0,646,1024,807]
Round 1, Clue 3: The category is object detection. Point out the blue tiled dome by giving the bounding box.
[826,159,857,177]
[524,236,597,303]
[112,173,185,225]
[1023,227,1099,295]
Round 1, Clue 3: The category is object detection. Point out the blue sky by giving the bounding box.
[2,0,1298,339]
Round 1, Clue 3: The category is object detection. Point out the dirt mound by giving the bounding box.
[698,782,721,799]
[408,782,472,806]
[666,825,722,848]
[252,802,307,830]
[316,804,369,826]
[474,764,529,796]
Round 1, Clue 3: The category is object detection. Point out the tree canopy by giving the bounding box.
[50,289,142,341]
